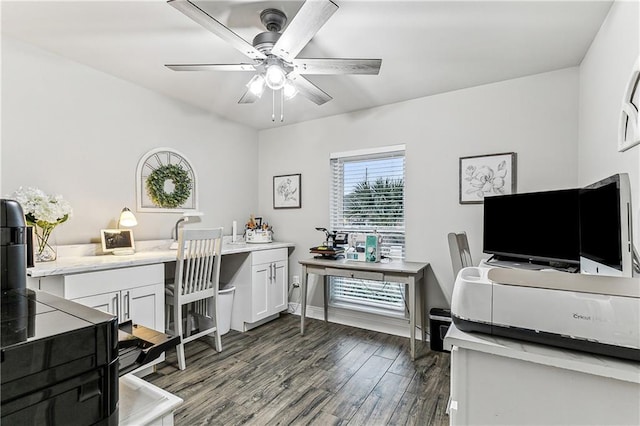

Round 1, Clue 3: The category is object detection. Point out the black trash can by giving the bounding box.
[429,308,452,352]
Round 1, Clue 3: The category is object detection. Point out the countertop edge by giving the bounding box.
[444,323,640,384]
[28,241,295,278]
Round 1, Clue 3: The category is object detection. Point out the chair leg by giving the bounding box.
[174,303,187,370]
[176,343,186,371]
[212,297,222,352]
[165,303,171,333]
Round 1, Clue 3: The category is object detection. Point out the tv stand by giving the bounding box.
[485,256,578,273]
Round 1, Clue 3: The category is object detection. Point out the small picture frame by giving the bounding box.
[273,173,301,209]
[100,229,135,255]
[459,152,517,204]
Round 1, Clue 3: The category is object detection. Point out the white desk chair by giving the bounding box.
[165,227,223,370]
[448,231,473,278]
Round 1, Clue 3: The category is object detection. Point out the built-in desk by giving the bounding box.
[299,257,429,360]
[27,239,295,336]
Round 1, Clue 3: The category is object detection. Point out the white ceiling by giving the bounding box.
[1,0,613,130]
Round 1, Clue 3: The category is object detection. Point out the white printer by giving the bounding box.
[451,266,640,361]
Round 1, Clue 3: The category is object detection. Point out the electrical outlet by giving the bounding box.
[292,275,300,288]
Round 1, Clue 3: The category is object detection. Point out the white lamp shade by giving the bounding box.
[119,207,138,227]
[247,74,266,97]
[283,81,298,100]
[265,65,286,90]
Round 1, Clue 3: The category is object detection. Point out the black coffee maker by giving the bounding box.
[1,199,34,346]
[1,199,30,293]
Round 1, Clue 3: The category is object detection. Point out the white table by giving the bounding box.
[299,257,429,360]
[444,324,640,425]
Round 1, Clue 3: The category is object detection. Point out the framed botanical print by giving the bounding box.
[459,152,517,204]
[273,174,301,209]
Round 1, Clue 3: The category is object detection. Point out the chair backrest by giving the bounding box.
[175,227,223,304]
[448,232,473,278]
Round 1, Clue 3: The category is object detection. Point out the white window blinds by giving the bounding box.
[329,146,406,315]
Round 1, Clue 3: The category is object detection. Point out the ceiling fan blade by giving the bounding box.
[168,0,266,61]
[288,74,332,105]
[238,88,261,104]
[166,63,257,72]
[292,58,382,75]
[271,0,338,63]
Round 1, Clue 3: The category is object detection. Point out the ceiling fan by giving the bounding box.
[165,0,382,110]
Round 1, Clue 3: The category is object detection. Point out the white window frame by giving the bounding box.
[329,145,407,318]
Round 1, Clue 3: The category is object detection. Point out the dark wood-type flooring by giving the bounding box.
[146,314,450,426]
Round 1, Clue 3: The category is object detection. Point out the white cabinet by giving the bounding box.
[31,264,164,333]
[72,284,161,330]
[445,324,640,425]
[228,248,289,332]
[251,257,287,323]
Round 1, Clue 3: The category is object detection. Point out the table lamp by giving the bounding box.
[113,207,137,255]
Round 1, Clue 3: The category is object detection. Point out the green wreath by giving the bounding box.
[146,164,192,208]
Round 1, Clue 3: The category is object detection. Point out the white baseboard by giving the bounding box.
[290,304,430,341]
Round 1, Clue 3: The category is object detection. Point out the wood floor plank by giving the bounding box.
[145,313,450,426]
[347,371,413,425]
[312,341,380,393]
[321,355,394,420]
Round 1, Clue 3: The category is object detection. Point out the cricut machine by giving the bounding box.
[451,266,640,361]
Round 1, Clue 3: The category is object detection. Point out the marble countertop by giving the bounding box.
[28,238,295,278]
[444,323,640,383]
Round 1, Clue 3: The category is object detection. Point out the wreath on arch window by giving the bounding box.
[145,164,192,208]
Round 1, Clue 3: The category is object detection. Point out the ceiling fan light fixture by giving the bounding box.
[246,74,266,97]
[283,80,298,100]
[265,64,287,90]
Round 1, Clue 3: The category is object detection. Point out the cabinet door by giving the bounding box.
[251,263,271,322]
[271,260,288,314]
[73,292,120,318]
[123,284,164,331]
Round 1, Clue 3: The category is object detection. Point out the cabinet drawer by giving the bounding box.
[325,267,384,281]
[64,264,164,299]
[251,248,287,265]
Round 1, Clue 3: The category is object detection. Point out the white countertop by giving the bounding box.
[28,238,295,278]
[444,323,640,384]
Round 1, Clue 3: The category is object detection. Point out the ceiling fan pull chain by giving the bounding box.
[271,88,276,122]
[280,89,285,122]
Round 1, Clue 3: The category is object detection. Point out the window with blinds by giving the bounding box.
[329,145,406,316]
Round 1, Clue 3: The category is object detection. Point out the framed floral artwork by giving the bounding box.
[273,173,301,209]
[459,152,517,204]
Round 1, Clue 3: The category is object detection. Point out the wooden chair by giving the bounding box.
[448,231,473,278]
[165,227,223,370]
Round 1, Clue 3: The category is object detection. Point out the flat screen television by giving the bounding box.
[579,173,634,277]
[483,188,580,267]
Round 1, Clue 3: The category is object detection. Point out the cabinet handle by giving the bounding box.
[113,295,119,319]
[270,263,275,281]
[124,291,130,320]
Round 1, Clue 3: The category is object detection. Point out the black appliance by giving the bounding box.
[1,289,120,425]
[0,199,180,425]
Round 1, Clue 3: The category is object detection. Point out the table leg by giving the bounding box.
[323,275,329,322]
[409,277,416,360]
[422,277,428,342]
[300,265,307,335]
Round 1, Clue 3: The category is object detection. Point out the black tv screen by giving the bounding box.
[579,177,623,270]
[483,188,580,265]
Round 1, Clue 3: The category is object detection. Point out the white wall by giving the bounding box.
[1,37,259,244]
[258,68,580,311]
[578,0,640,250]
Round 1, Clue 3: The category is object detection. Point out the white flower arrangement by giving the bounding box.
[11,187,73,261]
[11,187,73,227]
